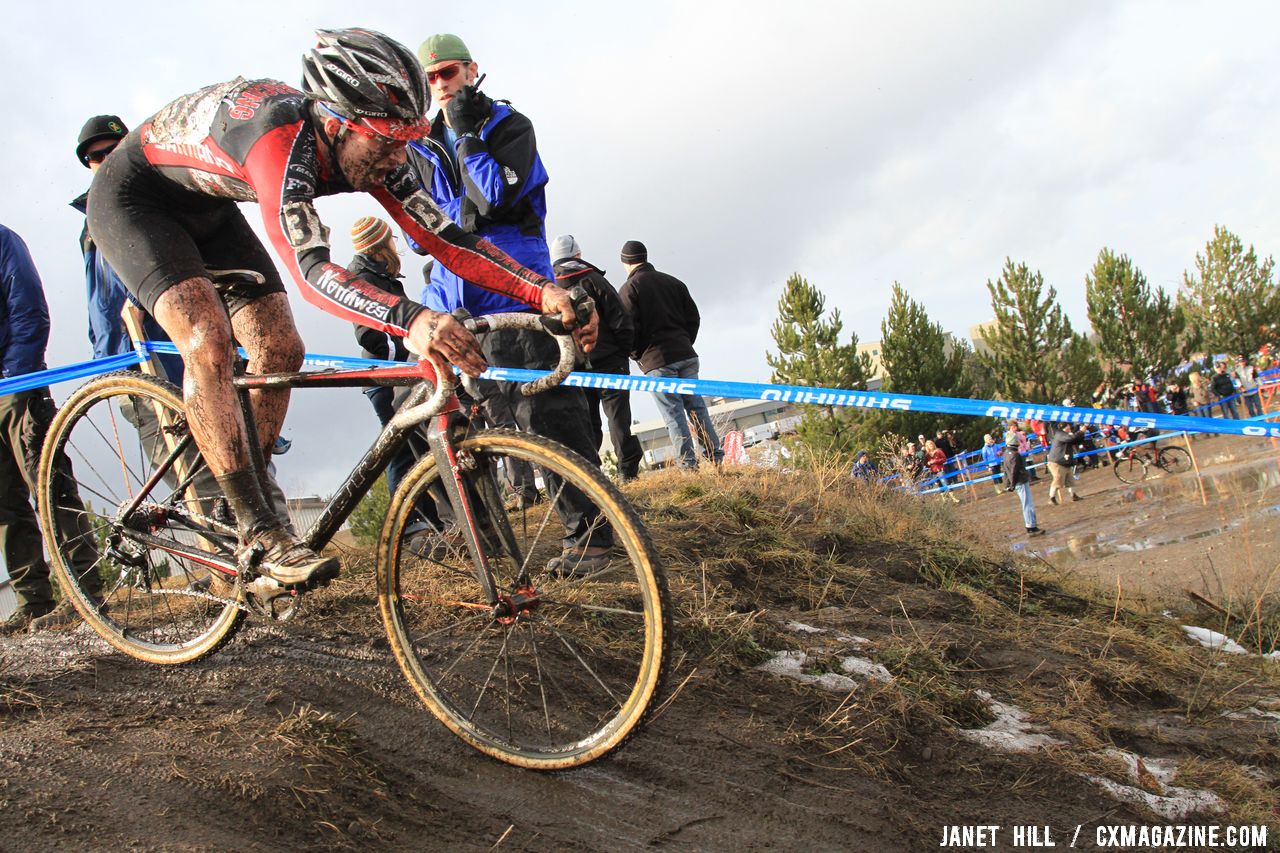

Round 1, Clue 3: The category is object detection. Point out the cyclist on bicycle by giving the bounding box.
[87,28,596,588]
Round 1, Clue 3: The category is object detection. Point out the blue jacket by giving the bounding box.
[71,194,183,382]
[408,101,551,316]
[0,223,50,379]
[981,443,1003,466]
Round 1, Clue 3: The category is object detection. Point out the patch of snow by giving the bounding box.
[1180,625,1248,654]
[786,621,826,634]
[756,650,888,693]
[840,656,893,683]
[1085,748,1225,821]
[836,634,870,647]
[1225,706,1280,723]
[959,690,1064,754]
[1085,775,1223,821]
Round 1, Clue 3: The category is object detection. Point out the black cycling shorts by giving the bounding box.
[86,131,285,317]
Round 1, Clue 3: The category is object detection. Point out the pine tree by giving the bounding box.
[1180,225,1280,359]
[349,476,390,545]
[766,273,871,455]
[866,283,981,446]
[1085,248,1185,382]
[1059,331,1105,406]
[979,259,1073,403]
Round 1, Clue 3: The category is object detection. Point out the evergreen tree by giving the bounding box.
[1085,248,1185,382]
[866,283,982,446]
[766,273,871,455]
[1180,225,1280,358]
[349,476,390,545]
[1059,331,1105,406]
[979,258,1073,403]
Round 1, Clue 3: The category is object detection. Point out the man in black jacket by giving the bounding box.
[617,241,721,469]
[551,235,643,481]
[1209,362,1239,419]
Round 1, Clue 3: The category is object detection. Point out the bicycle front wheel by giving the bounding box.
[1156,446,1192,475]
[1112,453,1149,484]
[377,429,670,770]
[37,372,244,665]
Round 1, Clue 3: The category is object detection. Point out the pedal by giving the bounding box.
[244,574,302,621]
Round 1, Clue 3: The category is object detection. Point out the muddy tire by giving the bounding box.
[377,429,670,770]
[1155,446,1192,475]
[36,372,244,665]
[1112,453,1149,484]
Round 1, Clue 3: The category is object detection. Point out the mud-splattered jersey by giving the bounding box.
[137,77,547,335]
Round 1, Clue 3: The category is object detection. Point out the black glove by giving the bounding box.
[444,85,493,137]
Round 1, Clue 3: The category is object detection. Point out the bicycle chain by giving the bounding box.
[117,501,254,615]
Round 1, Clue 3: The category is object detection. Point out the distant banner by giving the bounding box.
[5,341,1277,440]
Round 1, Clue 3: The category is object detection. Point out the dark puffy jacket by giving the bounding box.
[348,254,411,363]
[1210,371,1236,398]
[552,257,632,366]
[617,263,700,374]
[1001,445,1030,487]
[1046,424,1084,465]
[0,224,49,379]
[408,101,551,316]
[70,193,184,381]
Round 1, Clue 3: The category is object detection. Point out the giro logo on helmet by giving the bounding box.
[324,62,361,89]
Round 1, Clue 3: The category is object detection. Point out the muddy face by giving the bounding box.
[335,131,408,191]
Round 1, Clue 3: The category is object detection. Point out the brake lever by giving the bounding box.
[538,286,595,335]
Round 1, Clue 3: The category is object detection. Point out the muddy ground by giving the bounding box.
[1,452,1277,852]
[968,433,1280,610]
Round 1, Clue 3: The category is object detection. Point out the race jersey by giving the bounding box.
[136,77,547,336]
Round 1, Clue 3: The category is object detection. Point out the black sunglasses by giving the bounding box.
[85,145,118,164]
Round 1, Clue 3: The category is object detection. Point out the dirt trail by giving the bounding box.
[2,465,1277,851]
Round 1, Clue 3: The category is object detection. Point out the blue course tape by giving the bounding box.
[480,367,1280,440]
[0,351,144,397]
[10,341,1279,441]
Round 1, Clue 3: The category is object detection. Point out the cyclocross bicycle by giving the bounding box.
[1111,434,1192,484]
[36,309,670,771]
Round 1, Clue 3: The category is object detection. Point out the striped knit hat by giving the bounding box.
[351,216,393,253]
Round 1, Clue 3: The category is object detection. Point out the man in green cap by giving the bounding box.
[409,34,611,575]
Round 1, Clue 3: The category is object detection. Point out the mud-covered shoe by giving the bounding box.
[546,547,613,578]
[29,599,84,632]
[0,607,48,636]
[246,529,340,587]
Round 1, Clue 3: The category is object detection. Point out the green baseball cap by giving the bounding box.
[418,33,471,67]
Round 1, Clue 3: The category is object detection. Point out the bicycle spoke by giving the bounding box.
[381,429,667,767]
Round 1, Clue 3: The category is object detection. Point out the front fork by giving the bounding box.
[423,404,525,608]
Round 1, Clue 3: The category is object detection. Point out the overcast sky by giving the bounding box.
[4,1,1279,495]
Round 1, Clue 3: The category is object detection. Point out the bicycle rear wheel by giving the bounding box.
[377,428,669,770]
[1156,446,1192,475]
[1112,453,1149,484]
[36,372,244,664]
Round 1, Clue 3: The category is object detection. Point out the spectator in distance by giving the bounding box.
[1234,355,1263,418]
[980,433,1004,495]
[550,234,643,482]
[1209,362,1239,419]
[1002,428,1043,537]
[617,240,722,469]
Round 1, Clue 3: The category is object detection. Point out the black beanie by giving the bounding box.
[620,240,647,264]
[76,114,128,167]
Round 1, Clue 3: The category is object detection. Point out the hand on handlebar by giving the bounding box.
[541,284,598,353]
[406,310,489,378]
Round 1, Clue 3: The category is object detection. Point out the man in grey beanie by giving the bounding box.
[551,235,643,481]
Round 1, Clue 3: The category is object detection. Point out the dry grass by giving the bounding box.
[622,461,1279,826]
